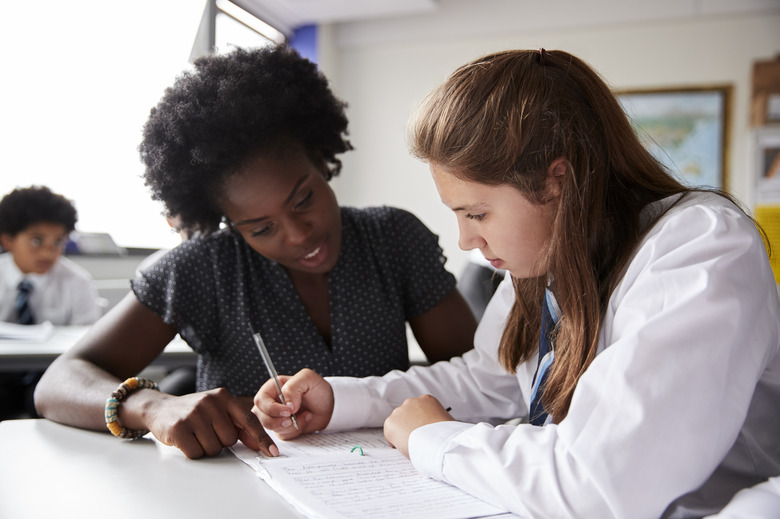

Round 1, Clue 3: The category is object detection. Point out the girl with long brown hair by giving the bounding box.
[254,49,780,518]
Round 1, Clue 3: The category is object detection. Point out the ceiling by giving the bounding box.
[236,0,437,35]
[236,0,780,41]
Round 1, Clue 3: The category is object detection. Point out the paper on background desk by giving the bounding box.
[0,321,54,341]
[230,428,519,519]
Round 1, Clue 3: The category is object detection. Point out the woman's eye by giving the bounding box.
[251,224,274,237]
[465,213,486,221]
[295,190,314,209]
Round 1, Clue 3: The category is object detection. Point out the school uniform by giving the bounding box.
[0,252,101,418]
[324,192,780,518]
[0,253,101,325]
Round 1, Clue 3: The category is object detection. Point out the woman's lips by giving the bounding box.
[298,238,329,268]
[304,246,321,259]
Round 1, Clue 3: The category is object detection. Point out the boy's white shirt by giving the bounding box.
[0,253,102,325]
[325,192,780,519]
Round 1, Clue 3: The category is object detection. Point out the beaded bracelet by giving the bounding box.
[104,377,159,439]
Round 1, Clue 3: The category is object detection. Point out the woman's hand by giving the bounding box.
[384,394,454,458]
[252,368,334,440]
[137,389,277,459]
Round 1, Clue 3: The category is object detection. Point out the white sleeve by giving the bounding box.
[326,274,530,431]
[407,198,780,518]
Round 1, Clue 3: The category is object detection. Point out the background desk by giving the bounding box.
[0,419,304,519]
[0,326,197,373]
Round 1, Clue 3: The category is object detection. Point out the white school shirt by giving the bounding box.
[0,253,102,325]
[325,192,780,519]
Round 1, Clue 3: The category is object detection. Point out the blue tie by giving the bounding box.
[16,279,35,325]
[529,289,558,426]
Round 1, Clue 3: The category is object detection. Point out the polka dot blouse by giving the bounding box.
[131,206,456,396]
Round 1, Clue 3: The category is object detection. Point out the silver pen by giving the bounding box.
[250,325,299,430]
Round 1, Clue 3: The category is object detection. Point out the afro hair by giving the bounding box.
[138,45,352,235]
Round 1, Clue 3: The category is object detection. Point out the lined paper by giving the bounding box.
[231,428,518,519]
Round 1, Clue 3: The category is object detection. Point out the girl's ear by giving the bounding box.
[544,157,568,202]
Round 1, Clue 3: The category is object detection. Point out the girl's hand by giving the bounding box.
[139,389,277,459]
[384,394,454,458]
[252,368,334,440]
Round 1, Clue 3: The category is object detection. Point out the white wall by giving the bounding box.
[323,4,780,277]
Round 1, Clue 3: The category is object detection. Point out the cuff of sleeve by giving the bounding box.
[408,421,474,480]
[323,377,372,431]
[325,376,397,431]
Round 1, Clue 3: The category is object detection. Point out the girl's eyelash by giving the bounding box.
[466,213,486,221]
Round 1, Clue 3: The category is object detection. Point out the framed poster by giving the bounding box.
[616,86,731,190]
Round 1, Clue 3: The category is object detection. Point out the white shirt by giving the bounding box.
[325,192,780,518]
[0,253,102,325]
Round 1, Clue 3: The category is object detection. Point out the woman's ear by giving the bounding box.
[544,157,568,202]
[0,233,14,252]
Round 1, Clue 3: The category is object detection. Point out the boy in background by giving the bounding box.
[0,185,101,418]
[0,185,101,325]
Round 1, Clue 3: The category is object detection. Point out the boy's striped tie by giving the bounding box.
[15,279,35,325]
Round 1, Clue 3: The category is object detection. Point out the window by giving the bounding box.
[1,0,280,249]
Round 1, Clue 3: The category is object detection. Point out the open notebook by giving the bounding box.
[231,428,521,519]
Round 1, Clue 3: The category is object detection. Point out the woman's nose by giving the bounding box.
[285,216,312,245]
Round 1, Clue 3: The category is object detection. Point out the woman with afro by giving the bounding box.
[35,45,476,459]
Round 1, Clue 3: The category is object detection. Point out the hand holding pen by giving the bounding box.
[253,368,336,441]
[250,325,299,430]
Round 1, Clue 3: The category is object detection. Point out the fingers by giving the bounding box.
[383,395,454,459]
[383,411,409,458]
[228,397,279,457]
[254,377,299,434]
[149,389,270,459]
[155,370,430,459]
[253,369,334,439]
[164,413,228,459]
[251,401,310,441]
[167,391,236,458]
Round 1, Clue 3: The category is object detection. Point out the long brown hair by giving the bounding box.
[409,49,693,421]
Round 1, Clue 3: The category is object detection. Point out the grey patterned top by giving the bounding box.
[131,206,456,396]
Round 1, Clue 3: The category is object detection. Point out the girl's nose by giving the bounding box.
[457,220,486,251]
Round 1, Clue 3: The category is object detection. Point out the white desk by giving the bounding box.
[0,326,428,373]
[0,326,197,373]
[0,419,304,519]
